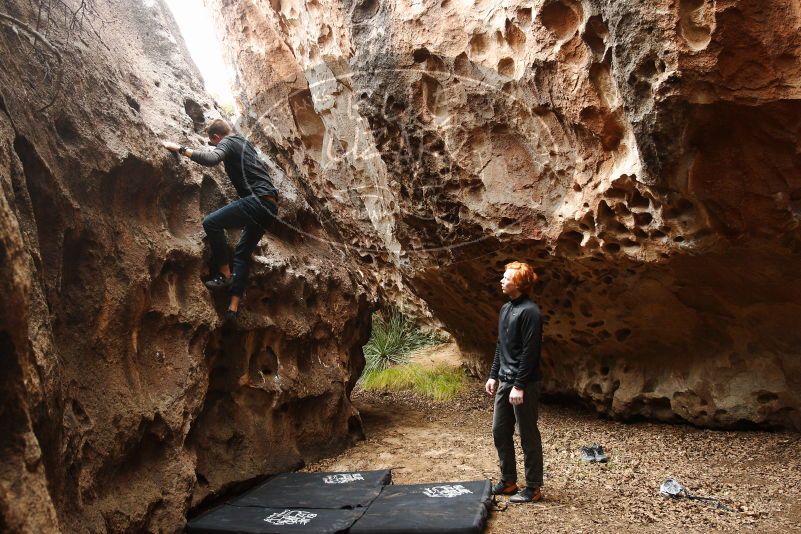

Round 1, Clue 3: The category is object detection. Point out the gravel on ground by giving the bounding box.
[307,382,801,533]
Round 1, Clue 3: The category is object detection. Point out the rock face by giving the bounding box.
[0,1,372,532]
[211,0,801,430]
[3,0,801,530]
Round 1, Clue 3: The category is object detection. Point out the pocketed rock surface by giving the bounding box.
[310,385,801,533]
[210,0,801,430]
[0,1,373,532]
[3,0,801,532]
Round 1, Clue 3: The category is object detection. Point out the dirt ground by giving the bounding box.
[306,344,801,533]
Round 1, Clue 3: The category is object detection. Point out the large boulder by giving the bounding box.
[0,1,372,532]
[210,0,801,430]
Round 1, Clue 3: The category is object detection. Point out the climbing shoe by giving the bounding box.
[509,487,542,503]
[580,445,597,462]
[222,309,238,324]
[205,273,232,290]
[491,481,519,496]
[593,444,609,463]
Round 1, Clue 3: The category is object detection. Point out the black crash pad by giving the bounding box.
[349,480,492,534]
[229,470,392,510]
[186,505,365,534]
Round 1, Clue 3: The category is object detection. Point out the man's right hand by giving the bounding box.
[484,378,497,396]
[161,140,180,152]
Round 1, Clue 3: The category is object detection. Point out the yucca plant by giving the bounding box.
[362,311,443,375]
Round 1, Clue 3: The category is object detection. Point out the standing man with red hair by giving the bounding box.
[485,261,544,503]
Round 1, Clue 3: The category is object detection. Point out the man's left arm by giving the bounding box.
[512,307,542,390]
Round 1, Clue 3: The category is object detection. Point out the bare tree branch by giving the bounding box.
[0,11,64,112]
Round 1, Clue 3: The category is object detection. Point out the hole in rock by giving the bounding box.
[55,115,79,144]
[426,54,448,72]
[596,200,615,222]
[757,392,779,403]
[581,15,608,56]
[633,212,653,226]
[629,189,650,208]
[469,32,489,56]
[126,95,141,112]
[539,0,581,40]
[497,57,515,77]
[679,0,712,50]
[412,47,430,63]
[601,114,625,150]
[504,19,526,50]
[614,202,631,217]
[606,187,626,199]
[352,0,380,22]
[649,397,673,417]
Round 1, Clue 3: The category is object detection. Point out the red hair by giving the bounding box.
[505,261,537,294]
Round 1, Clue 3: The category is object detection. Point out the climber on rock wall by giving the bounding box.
[162,119,280,324]
[485,261,545,503]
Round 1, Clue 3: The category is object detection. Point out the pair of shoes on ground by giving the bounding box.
[491,481,542,503]
[580,443,608,463]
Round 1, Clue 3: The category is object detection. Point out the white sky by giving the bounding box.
[164,0,236,111]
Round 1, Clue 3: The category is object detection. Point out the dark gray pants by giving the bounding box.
[202,195,277,296]
[492,381,543,488]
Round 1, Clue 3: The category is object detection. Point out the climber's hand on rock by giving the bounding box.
[485,378,497,396]
[161,140,180,152]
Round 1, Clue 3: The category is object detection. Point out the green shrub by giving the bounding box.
[359,363,466,401]
[362,311,444,374]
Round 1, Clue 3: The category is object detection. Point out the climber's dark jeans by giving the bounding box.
[202,195,278,297]
[492,380,544,488]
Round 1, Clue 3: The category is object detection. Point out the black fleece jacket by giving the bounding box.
[489,294,543,388]
[190,134,279,199]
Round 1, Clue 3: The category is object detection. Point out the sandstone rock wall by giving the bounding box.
[212,0,801,430]
[0,1,372,532]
